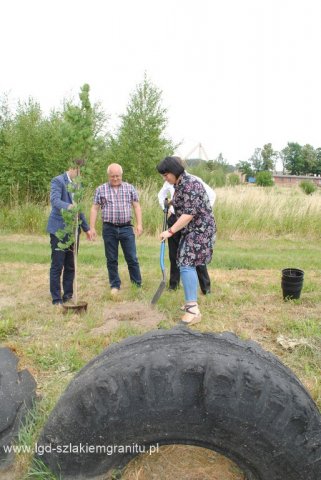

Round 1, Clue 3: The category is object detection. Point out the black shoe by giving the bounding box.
[201,290,211,295]
[63,296,73,303]
[63,298,73,304]
[168,286,179,291]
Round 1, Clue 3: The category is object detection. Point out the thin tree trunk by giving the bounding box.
[74,214,78,305]
[73,165,80,306]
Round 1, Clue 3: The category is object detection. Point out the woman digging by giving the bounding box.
[157,156,216,325]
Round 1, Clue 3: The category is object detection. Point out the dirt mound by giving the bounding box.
[91,302,166,335]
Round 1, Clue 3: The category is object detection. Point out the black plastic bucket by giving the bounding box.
[281,268,304,300]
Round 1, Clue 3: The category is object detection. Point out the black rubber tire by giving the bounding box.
[37,327,321,480]
[0,347,37,469]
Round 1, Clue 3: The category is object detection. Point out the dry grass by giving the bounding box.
[0,233,320,479]
[217,184,321,211]
[214,185,321,238]
[2,184,321,239]
[121,446,244,480]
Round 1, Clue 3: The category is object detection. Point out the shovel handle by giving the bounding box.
[162,198,169,231]
[160,240,165,273]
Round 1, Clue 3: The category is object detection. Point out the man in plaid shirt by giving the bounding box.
[90,163,143,294]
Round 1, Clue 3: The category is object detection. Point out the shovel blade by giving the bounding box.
[151,280,166,305]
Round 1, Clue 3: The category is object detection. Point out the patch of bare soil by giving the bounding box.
[91,301,167,335]
[0,262,49,307]
[121,445,244,480]
[0,464,25,480]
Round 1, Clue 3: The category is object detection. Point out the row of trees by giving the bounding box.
[237,142,321,179]
[0,75,175,204]
[0,84,102,202]
[1,74,321,204]
[280,143,321,176]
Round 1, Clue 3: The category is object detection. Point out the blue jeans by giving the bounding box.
[180,266,198,302]
[102,224,142,289]
[167,214,211,293]
[49,234,74,304]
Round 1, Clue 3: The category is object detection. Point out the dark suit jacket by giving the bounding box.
[47,173,90,235]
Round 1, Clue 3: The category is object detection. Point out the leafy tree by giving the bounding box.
[107,74,175,184]
[250,148,263,173]
[207,153,233,173]
[62,84,110,188]
[240,144,277,178]
[261,143,277,171]
[301,144,317,174]
[62,84,94,168]
[0,96,13,200]
[281,142,303,175]
[0,86,109,203]
[0,98,67,203]
[235,160,254,180]
[315,148,321,175]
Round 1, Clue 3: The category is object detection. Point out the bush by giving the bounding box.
[228,173,240,186]
[300,180,317,195]
[256,171,274,187]
[211,169,227,187]
[188,164,227,188]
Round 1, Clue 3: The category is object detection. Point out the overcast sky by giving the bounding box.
[1,0,321,167]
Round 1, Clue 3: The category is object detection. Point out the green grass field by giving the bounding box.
[0,184,320,479]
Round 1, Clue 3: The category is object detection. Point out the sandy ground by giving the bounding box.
[91,301,166,335]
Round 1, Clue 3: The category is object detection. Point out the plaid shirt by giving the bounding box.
[93,182,139,224]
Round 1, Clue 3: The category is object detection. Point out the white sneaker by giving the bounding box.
[110,288,120,296]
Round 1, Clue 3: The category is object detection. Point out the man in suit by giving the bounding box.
[47,162,91,305]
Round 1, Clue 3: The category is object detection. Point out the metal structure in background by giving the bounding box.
[184,143,209,161]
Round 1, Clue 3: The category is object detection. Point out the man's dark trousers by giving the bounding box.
[102,223,142,289]
[167,213,211,293]
[49,234,74,304]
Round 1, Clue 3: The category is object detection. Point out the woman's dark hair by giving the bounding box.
[156,156,185,178]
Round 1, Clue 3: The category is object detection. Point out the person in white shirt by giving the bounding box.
[158,166,216,294]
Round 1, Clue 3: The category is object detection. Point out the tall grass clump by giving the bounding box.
[215,185,321,239]
[227,173,240,186]
[0,202,49,234]
[1,183,321,239]
[188,164,226,187]
[137,181,164,235]
[300,180,317,195]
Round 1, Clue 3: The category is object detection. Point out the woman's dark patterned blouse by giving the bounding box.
[172,172,216,267]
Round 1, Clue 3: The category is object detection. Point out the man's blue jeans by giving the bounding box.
[102,224,142,289]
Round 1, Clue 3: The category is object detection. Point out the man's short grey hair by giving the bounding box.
[107,164,123,174]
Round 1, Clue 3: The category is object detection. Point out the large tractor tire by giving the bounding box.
[0,347,37,469]
[37,327,321,479]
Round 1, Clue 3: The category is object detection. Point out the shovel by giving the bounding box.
[151,199,169,305]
